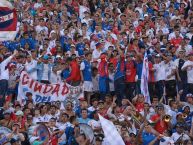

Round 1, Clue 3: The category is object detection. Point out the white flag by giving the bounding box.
[98,114,125,145]
[140,52,151,104]
[0,0,14,9]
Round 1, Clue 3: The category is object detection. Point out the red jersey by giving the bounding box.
[170,37,183,48]
[150,114,168,134]
[135,102,144,112]
[125,60,136,83]
[113,27,120,35]
[128,44,139,52]
[109,57,118,68]
[71,0,79,13]
[98,60,108,77]
[51,135,58,145]
[66,60,81,82]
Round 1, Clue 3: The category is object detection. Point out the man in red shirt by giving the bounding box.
[170,30,183,49]
[66,55,81,86]
[150,104,171,134]
[125,54,136,100]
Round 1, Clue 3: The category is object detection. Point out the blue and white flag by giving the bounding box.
[140,52,151,104]
[0,0,17,41]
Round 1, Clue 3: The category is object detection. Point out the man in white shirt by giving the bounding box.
[35,18,48,35]
[25,55,37,80]
[92,43,103,61]
[37,55,52,84]
[154,55,166,99]
[181,52,193,94]
[168,26,183,40]
[185,24,193,40]
[57,112,72,131]
[164,53,177,101]
[0,50,18,107]
[81,11,92,26]
[171,123,190,144]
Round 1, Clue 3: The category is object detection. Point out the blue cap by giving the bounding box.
[95,42,101,48]
[43,55,49,60]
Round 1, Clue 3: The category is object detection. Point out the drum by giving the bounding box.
[0,127,11,145]
[79,123,94,143]
[28,124,50,144]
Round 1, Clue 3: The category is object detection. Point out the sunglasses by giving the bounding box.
[129,134,136,137]
[158,108,163,110]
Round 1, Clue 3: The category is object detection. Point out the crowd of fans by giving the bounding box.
[0,0,193,144]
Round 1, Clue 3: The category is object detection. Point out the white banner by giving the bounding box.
[98,114,125,145]
[17,71,83,104]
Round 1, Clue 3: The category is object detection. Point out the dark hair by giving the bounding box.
[85,51,92,57]
[169,100,175,107]
[50,105,56,109]
[92,67,98,76]
[50,117,57,121]
[62,112,69,118]
[69,116,76,123]
[81,108,88,113]
[15,104,21,108]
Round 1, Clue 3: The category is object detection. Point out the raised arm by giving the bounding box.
[1,50,18,70]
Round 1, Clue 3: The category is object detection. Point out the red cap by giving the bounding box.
[8,62,16,70]
[78,98,86,101]
[39,7,46,12]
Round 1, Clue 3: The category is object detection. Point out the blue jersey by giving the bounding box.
[64,43,71,52]
[114,59,125,80]
[82,60,92,81]
[142,131,158,145]
[76,43,85,56]
[137,62,143,80]
[60,36,68,50]
[61,69,70,79]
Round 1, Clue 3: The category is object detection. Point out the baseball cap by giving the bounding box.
[178,49,186,52]
[3,110,11,115]
[186,93,193,98]
[182,105,190,111]
[98,100,104,104]
[95,42,102,48]
[144,14,149,17]
[71,44,76,48]
[15,110,24,116]
[78,98,86,101]
[156,103,164,109]
[176,112,183,118]
[155,54,161,57]
[43,54,49,60]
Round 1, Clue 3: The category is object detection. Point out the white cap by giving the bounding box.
[56,55,61,58]
[15,110,24,116]
[144,14,149,17]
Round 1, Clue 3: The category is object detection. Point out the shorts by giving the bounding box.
[83,81,93,92]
